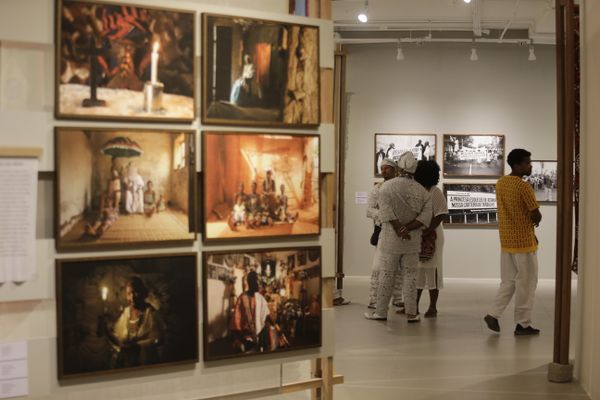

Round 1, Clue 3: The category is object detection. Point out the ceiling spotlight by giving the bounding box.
[464,0,472,3]
[358,0,368,23]
[528,40,537,61]
[470,47,478,61]
[396,45,405,61]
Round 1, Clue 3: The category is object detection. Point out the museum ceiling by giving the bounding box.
[332,0,556,45]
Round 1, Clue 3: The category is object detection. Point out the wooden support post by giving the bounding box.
[549,0,575,382]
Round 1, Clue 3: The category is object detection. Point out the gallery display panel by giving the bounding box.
[55,0,196,123]
[203,247,322,361]
[202,131,320,241]
[374,133,436,177]
[443,183,498,227]
[443,134,505,178]
[56,253,199,379]
[201,13,320,128]
[55,127,196,251]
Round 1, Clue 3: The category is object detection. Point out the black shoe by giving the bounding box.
[484,314,500,332]
[514,324,540,336]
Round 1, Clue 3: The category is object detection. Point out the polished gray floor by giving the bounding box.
[263,277,587,400]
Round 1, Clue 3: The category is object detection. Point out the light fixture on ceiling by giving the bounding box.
[528,40,537,61]
[470,40,478,61]
[464,0,472,3]
[396,44,405,61]
[358,0,368,23]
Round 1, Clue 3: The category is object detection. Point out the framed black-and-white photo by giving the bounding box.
[443,183,497,226]
[443,134,505,178]
[524,160,557,204]
[374,134,436,177]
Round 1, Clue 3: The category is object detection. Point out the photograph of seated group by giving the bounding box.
[201,13,320,128]
[55,0,196,122]
[202,131,320,241]
[55,127,196,251]
[203,247,322,361]
[56,253,199,379]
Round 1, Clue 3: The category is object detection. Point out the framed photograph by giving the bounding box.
[55,127,196,251]
[56,0,195,122]
[442,134,505,178]
[443,183,497,226]
[202,131,320,241]
[201,13,320,128]
[524,160,557,204]
[56,253,199,379]
[203,247,322,361]
[374,134,436,177]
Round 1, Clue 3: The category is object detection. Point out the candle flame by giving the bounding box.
[153,41,160,53]
[101,286,108,301]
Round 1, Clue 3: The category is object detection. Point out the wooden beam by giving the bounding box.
[552,0,574,374]
[321,68,334,124]
[320,0,332,20]
[0,147,42,158]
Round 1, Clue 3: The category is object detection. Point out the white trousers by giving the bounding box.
[490,251,538,327]
[368,248,403,305]
[376,252,418,317]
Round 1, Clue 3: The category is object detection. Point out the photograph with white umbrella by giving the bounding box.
[54,127,196,250]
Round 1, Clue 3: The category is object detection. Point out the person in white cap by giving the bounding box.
[366,158,404,310]
[365,151,432,322]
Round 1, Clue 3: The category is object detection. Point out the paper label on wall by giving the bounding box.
[0,158,38,283]
[355,192,368,198]
[0,342,28,399]
[0,343,26,363]
[0,378,27,399]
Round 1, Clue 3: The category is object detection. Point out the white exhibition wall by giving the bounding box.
[343,42,557,280]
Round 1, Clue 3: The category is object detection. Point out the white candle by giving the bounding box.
[151,41,160,84]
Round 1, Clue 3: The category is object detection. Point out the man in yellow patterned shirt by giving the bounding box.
[484,149,542,336]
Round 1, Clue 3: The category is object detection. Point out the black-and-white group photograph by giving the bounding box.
[443,183,497,226]
[443,135,505,178]
[524,160,557,203]
[374,134,436,176]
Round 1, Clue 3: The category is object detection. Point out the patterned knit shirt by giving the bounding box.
[496,175,540,253]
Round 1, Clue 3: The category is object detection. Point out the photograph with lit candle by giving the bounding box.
[202,132,320,241]
[55,127,195,250]
[203,247,321,361]
[55,253,198,379]
[202,13,320,127]
[56,0,195,121]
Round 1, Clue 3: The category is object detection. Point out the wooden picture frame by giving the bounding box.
[201,13,321,128]
[55,0,196,123]
[374,133,437,177]
[55,127,196,251]
[443,182,498,227]
[202,131,321,242]
[442,134,505,178]
[56,253,199,379]
[525,160,557,204]
[202,246,322,361]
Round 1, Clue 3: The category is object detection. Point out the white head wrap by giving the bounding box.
[397,151,418,174]
[380,158,397,169]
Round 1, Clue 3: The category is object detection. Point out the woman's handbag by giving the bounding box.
[419,229,437,261]
[370,224,382,246]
